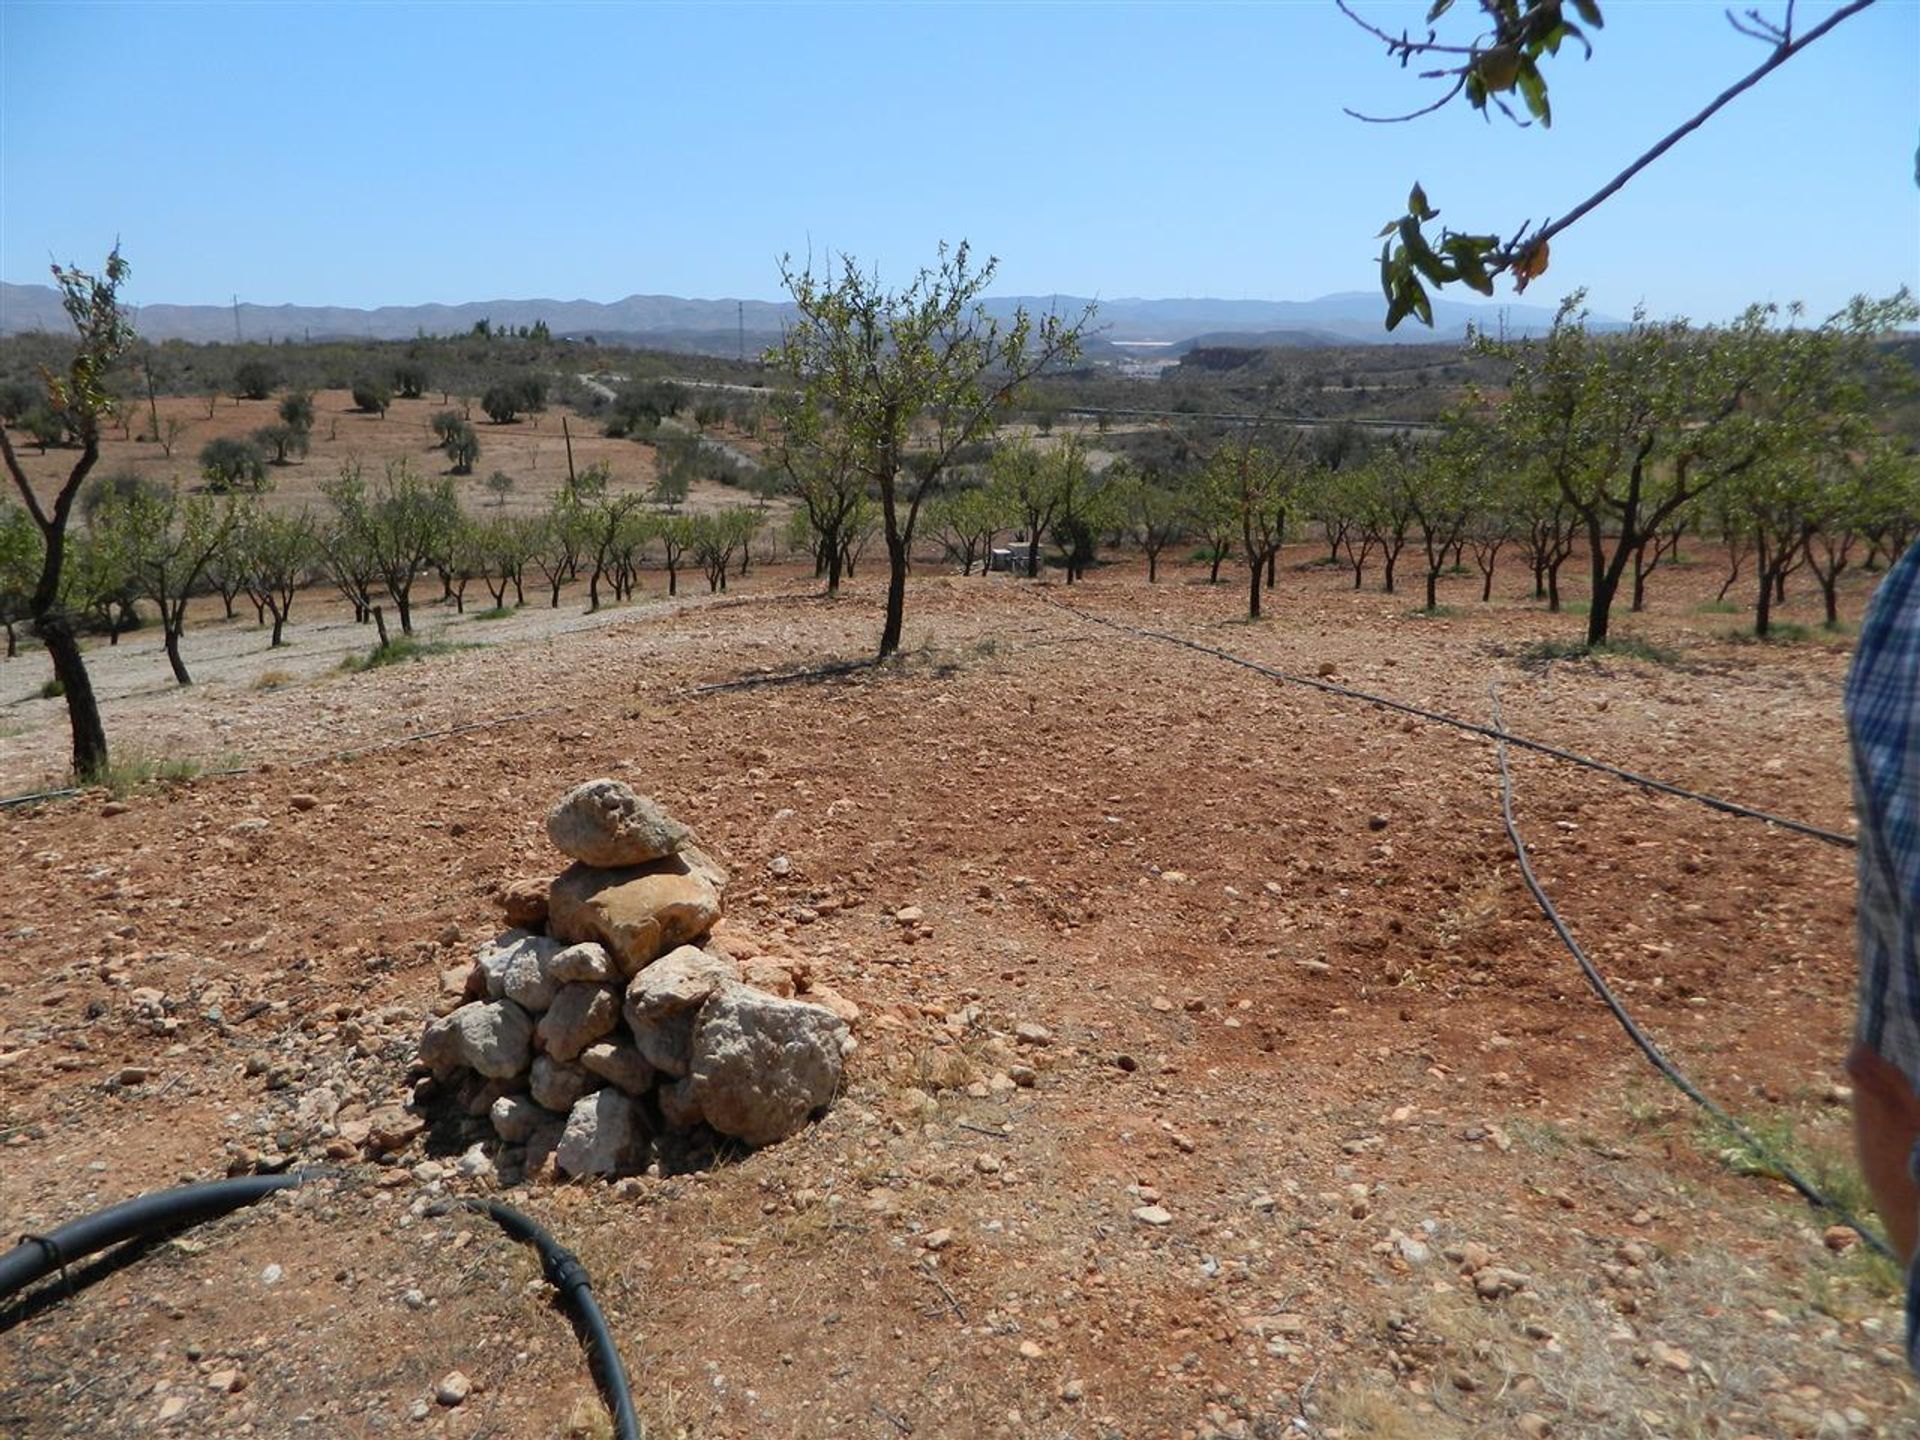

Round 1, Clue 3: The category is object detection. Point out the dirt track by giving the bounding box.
[1,551,1909,1439]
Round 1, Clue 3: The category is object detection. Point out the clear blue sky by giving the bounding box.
[2,1,1915,323]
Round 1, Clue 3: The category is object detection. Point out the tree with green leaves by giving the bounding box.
[253,422,309,465]
[238,507,318,646]
[351,377,392,417]
[443,418,481,475]
[1407,426,1485,611]
[1348,0,1880,326]
[988,440,1066,580]
[233,358,278,401]
[1045,439,1109,585]
[201,435,269,492]
[393,360,430,400]
[770,388,867,593]
[1115,467,1189,583]
[530,496,589,608]
[928,483,1005,577]
[771,242,1088,656]
[279,391,315,434]
[92,482,238,685]
[0,496,37,658]
[1198,438,1295,618]
[325,460,459,638]
[0,247,134,776]
[654,512,694,596]
[1723,294,1917,635]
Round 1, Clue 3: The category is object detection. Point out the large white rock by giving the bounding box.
[547,780,691,868]
[580,1040,655,1095]
[474,931,568,1013]
[623,946,740,1078]
[555,1088,648,1177]
[489,1093,560,1144]
[686,983,848,1146]
[547,857,724,976]
[537,984,620,1062]
[529,1053,598,1112]
[421,1000,533,1080]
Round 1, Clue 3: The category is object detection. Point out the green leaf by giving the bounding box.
[1426,0,1456,21]
[1571,0,1603,27]
[1410,283,1434,328]
[1516,60,1551,125]
[1408,182,1434,221]
[1380,240,1397,303]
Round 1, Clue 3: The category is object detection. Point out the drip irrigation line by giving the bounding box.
[1490,694,1893,1260]
[690,658,879,695]
[467,1199,640,1440]
[1043,595,1855,849]
[0,1174,640,1437]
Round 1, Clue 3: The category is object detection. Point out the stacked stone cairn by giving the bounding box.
[420,779,854,1179]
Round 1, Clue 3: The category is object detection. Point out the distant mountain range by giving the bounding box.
[0,283,1592,353]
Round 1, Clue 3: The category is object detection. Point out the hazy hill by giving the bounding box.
[0,282,1589,352]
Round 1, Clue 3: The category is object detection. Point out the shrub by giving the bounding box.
[481,382,521,424]
[393,360,429,399]
[351,378,392,416]
[278,391,315,433]
[200,436,269,492]
[232,359,279,401]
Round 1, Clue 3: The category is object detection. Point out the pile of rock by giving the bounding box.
[420,779,855,1179]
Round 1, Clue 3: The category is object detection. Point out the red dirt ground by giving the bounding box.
[1,547,1910,1439]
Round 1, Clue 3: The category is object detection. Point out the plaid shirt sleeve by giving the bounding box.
[1848,537,1920,1087]
[1843,537,1920,1373]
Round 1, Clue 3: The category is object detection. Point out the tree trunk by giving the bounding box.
[1821,574,1839,626]
[1382,552,1397,594]
[1547,558,1564,613]
[3,621,14,659]
[1265,548,1276,589]
[1755,559,1775,638]
[271,612,287,647]
[1025,535,1041,579]
[826,543,843,596]
[1147,550,1159,583]
[394,591,413,635]
[1209,550,1223,584]
[879,532,908,658]
[41,618,109,779]
[372,605,391,648]
[1247,560,1262,619]
[1425,569,1438,611]
[163,623,191,686]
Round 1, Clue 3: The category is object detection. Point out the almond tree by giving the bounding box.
[772,242,1088,657]
[93,483,238,685]
[0,248,133,777]
[1117,466,1188,583]
[239,508,318,647]
[1199,438,1293,619]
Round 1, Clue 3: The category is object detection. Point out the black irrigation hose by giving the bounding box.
[1490,697,1895,1260]
[0,1171,318,1302]
[1045,595,1857,849]
[467,1198,641,1440]
[690,657,880,695]
[0,1175,640,1436]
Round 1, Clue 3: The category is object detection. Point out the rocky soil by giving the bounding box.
[1,551,1910,1439]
